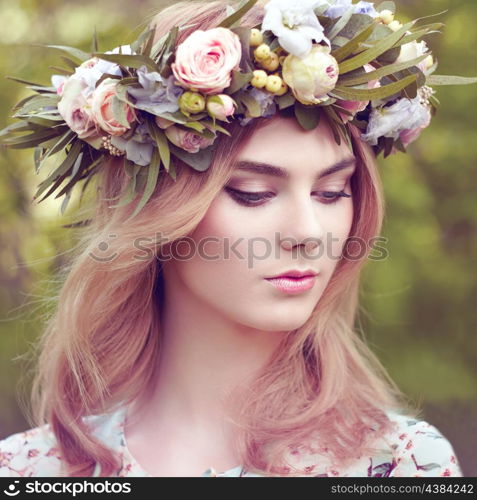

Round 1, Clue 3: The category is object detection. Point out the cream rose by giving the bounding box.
[57,77,99,139]
[171,27,242,95]
[282,44,339,105]
[90,79,136,136]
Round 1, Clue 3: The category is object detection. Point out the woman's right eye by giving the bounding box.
[224,187,274,207]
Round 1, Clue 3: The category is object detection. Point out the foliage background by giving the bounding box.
[0,0,475,476]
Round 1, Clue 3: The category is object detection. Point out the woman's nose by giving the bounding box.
[278,196,325,252]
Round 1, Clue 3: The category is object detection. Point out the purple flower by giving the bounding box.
[324,0,378,19]
[361,96,431,146]
[239,88,277,126]
[127,65,184,116]
[110,121,155,166]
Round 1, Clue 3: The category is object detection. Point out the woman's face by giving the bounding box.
[164,116,356,332]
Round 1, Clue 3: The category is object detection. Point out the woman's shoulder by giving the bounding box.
[0,423,62,477]
[0,407,125,477]
[381,410,463,477]
[289,409,463,477]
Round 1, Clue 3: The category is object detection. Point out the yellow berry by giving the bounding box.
[265,75,282,94]
[260,52,280,72]
[378,9,394,25]
[388,20,403,32]
[254,43,271,61]
[251,69,268,89]
[250,28,263,47]
[274,79,288,96]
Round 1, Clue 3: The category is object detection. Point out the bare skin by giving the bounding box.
[124,115,356,476]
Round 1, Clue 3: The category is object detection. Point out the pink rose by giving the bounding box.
[171,27,242,95]
[206,94,236,121]
[90,79,136,136]
[165,125,215,153]
[57,77,99,140]
[338,64,380,123]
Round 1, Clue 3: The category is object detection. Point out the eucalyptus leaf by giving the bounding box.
[169,143,215,172]
[127,148,161,220]
[277,92,296,110]
[338,21,413,74]
[426,75,477,86]
[294,102,321,131]
[339,54,428,86]
[332,22,376,62]
[331,73,417,100]
[48,66,74,76]
[110,162,142,208]
[60,56,79,70]
[218,0,259,29]
[32,44,91,62]
[327,7,354,41]
[34,140,83,200]
[5,75,47,87]
[147,120,171,172]
[91,52,159,72]
[225,70,253,95]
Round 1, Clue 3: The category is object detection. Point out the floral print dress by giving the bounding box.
[0,406,463,477]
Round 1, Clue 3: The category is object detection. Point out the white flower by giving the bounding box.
[261,0,330,58]
[361,96,432,146]
[396,40,432,73]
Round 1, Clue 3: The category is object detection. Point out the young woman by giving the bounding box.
[0,0,467,477]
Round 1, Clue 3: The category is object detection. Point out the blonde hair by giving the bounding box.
[27,0,420,477]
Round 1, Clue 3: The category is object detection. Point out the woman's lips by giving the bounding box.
[265,276,317,294]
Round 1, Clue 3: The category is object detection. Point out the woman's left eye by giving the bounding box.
[225,187,351,207]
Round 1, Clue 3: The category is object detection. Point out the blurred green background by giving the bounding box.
[0,0,476,476]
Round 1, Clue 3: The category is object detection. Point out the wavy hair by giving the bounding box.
[27,0,420,477]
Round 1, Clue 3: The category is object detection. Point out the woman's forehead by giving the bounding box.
[236,115,354,169]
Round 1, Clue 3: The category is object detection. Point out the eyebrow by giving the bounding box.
[233,157,357,180]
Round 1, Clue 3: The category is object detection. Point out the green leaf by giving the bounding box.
[332,22,376,62]
[5,75,47,87]
[91,52,159,72]
[112,94,131,129]
[218,0,259,29]
[147,120,171,172]
[127,148,161,221]
[110,161,142,208]
[92,26,99,53]
[169,143,215,172]
[225,70,253,95]
[36,129,76,173]
[31,44,90,62]
[48,66,74,76]
[426,75,477,86]
[13,95,60,116]
[338,20,413,74]
[339,54,428,86]
[2,127,67,148]
[277,92,296,110]
[142,25,156,57]
[331,73,417,100]
[34,140,83,200]
[54,150,84,199]
[60,56,79,70]
[0,121,33,137]
[237,93,261,117]
[327,6,354,41]
[294,102,321,131]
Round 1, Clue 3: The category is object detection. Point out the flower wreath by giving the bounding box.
[1,0,476,221]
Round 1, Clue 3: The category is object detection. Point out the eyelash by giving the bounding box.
[225,187,352,207]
